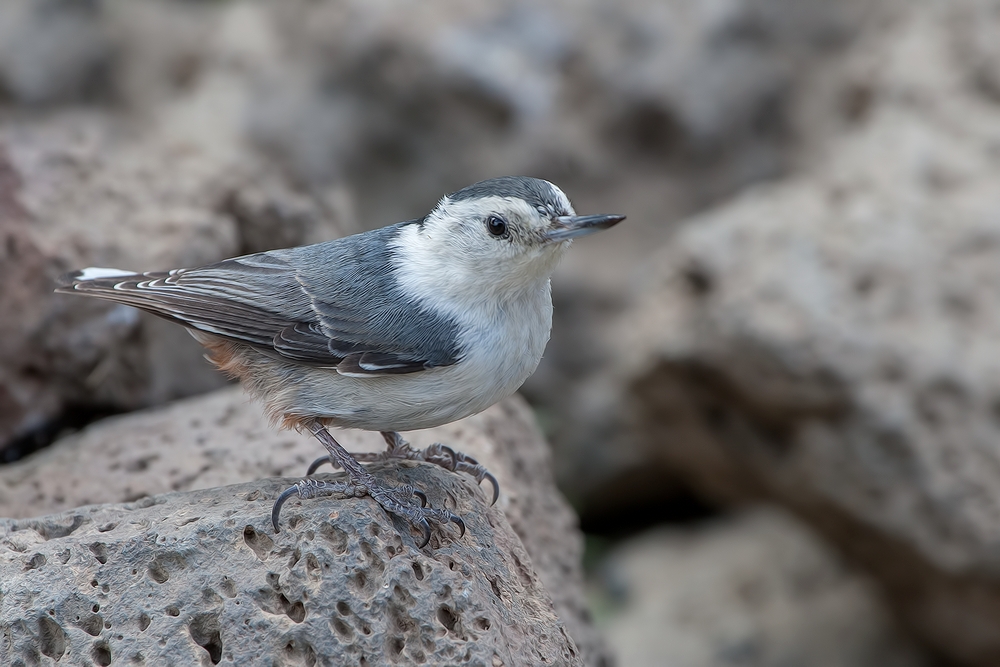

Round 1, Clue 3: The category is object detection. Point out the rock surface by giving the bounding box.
[598,509,926,667]
[0,0,878,456]
[0,470,581,666]
[565,2,1000,664]
[0,387,606,666]
[0,110,347,453]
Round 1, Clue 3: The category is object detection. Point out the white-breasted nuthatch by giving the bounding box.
[57,176,625,547]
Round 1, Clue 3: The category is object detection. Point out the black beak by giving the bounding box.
[546,214,626,242]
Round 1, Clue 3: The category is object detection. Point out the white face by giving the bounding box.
[391,184,578,305]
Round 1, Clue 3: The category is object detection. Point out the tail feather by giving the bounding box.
[54,267,139,292]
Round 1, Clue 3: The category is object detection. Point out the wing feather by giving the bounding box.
[55,224,462,375]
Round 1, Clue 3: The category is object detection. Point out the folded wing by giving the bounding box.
[55,223,462,376]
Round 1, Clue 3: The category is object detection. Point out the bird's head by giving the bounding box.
[391,177,625,304]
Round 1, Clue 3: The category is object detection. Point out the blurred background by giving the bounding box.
[2,0,1000,665]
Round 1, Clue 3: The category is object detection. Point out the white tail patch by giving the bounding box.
[77,267,136,281]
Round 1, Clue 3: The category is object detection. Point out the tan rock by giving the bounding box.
[0,109,346,451]
[0,471,581,666]
[599,509,926,667]
[568,2,1000,664]
[0,387,607,666]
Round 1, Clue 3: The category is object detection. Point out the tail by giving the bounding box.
[54,267,140,293]
[53,267,183,324]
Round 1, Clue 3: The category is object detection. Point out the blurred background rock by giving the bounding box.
[1,0,998,665]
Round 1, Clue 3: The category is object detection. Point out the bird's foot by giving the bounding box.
[272,423,465,548]
[306,431,500,505]
[271,477,464,548]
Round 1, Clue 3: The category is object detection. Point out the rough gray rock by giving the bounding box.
[0,110,347,451]
[0,469,582,666]
[0,0,877,454]
[598,509,927,667]
[0,388,607,666]
[566,2,1000,664]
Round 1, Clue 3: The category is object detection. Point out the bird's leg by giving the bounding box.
[307,430,500,505]
[273,421,465,548]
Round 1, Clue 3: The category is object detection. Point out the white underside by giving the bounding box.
[275,283,553,431]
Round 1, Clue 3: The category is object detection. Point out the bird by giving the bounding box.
[56,176,625,548]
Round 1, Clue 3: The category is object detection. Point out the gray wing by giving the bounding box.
[55,222,463,375]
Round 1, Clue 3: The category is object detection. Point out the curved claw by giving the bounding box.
[426,443,458,471]
[450,513,466,538]
[413,490,428,508]
[483,471,500,506]
[306,455,333,475]
[439,445,458,470]
[272,485,302,533]
[416,518,432,549]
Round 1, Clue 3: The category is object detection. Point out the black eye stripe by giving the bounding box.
[486,215,508,237]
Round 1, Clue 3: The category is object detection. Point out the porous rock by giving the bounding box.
[0,469,581,666]
[568,2,1000,664]
[599,509,926,667]
[0,0,352,452]
[0,388,604,665]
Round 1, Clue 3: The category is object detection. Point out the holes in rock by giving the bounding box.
[282,639,317,667]
[92,604,100,613]
[220,577,237,598]
[305,553,321,578]
[475,617,491,631]
[285,598,306,623]
[243,525,274,561]
[436,606,458,633]
[202,588,223,606]
[361,625,372,636]
[148,562,168,584]
[319,523,349,554]
[332,617,354,640]
[24,553,46,571]
[253,587,306,623]
[76,613,103,637]
[31,514,86,540]
[92,641,112,666]
[490,577,508,598]
[411,562,424,581]
[336,601,351,616]
[359,541,384,574]
[139,613,150,632]
[147,553,186,584]
[189,612,223,665]
[38,616,67,660]
[347,569,377,598]
[388,636,405,657]
[166,606,180,617]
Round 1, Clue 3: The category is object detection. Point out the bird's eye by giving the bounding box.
[486,215,508,237]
